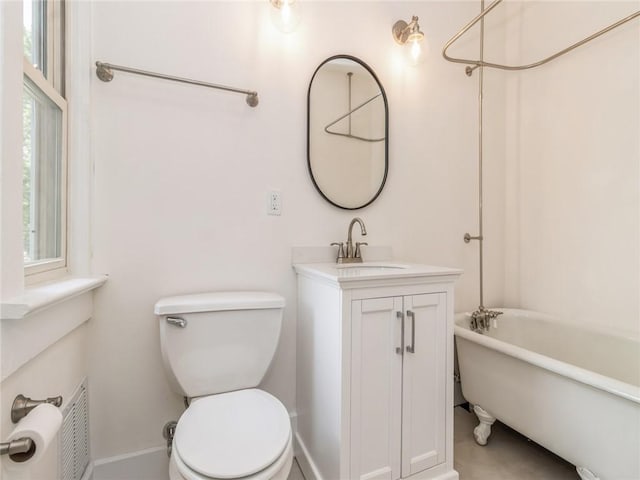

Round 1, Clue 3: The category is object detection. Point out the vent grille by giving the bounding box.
[60,378,90,480]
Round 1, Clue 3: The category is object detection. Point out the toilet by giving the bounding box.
[154,291,293,480]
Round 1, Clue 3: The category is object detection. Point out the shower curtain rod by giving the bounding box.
[95,61,259,107]
[324,72,385,143]
[442,0,640,76]
[324,94,385,143]
[324,93,386,143]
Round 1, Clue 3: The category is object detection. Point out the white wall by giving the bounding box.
[89,1,498,459]
[0,324,89,479]
[499,1,639,333]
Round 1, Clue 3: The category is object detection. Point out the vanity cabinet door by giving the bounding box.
[350,297,403,480]
[401,293,447,477]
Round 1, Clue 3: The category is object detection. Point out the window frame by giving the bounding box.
[23,0,68,282]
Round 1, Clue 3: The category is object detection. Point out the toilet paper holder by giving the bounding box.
[0,437,34,459]
[1,394,63,462]
[10,394,63,423]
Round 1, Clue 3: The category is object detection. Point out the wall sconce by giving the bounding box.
[269,0,301,33]
[392,16,425,66]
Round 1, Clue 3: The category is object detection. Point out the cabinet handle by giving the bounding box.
[406,310,415,353]
[396,311,404,354]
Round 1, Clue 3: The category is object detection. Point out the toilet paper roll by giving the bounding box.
[3,403,63,472]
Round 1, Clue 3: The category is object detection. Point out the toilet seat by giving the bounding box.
[171,430,293,480]
[172,389,292,480]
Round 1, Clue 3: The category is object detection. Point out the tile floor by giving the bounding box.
[289,407,580,480]
[453,406,578,479]
[288,458,306,480]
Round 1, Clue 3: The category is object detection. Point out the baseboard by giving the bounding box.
[294,431,323,480]
[90,410,297,480]
[80,462,94,480]
[92,446,169,480]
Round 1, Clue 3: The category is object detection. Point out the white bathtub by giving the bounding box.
[455,308,640,480]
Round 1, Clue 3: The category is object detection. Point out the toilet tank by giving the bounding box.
[155,292,285,398]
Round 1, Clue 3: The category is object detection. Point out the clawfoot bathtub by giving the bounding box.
[455,309,640,480]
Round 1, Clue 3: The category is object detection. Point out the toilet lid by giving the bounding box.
[174,389,291,479]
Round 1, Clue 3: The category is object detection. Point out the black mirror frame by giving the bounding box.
[306,55,389,210]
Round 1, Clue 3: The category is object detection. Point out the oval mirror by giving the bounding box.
[307,55,388,209]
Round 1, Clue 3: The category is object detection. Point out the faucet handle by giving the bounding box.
[355,242,368,259]
[330,242,345,261]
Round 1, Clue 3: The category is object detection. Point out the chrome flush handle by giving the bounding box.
[166,316,187,328]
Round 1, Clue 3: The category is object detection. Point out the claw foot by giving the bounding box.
[472,405,496,446]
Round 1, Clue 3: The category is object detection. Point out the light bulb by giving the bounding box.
[281,2,292,24]
[270,0,301,34]
[409,41,422,65]
[406,37,426,67]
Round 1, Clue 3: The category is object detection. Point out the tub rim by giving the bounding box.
[454,308,640,405]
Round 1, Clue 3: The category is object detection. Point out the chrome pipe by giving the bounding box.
[348,72,352,136]
[478,0,485,309]
[442,1,640,75]
[95,61,259,107]
[442,0,503,71]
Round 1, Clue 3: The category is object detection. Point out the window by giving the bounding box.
[22,0,67,278]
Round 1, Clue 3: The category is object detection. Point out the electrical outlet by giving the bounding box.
[267,190,282,215]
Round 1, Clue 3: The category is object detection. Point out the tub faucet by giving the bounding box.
[470,307,503,333]
[331,217,368,263]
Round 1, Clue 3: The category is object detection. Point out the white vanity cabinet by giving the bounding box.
[352,292,447,480]
[294,263,461,480]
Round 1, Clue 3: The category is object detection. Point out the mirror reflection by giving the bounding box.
[307,56,388,209]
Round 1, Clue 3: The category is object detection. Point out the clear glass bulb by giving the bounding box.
[406,38,426,67]
[270,0,301,34]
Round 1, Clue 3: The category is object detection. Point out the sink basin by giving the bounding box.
[335,262,410,275]
[336,262,408,270]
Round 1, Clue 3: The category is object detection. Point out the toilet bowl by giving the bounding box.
[168,389,293,480]
[155,292,292,480]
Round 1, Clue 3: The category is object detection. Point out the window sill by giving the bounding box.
[1,275,108,380]
[1,275,108,320]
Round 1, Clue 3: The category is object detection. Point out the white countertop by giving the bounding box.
[293,261,462,285]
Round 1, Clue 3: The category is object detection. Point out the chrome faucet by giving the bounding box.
[469,306,503,333]
[331,217,368,263]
